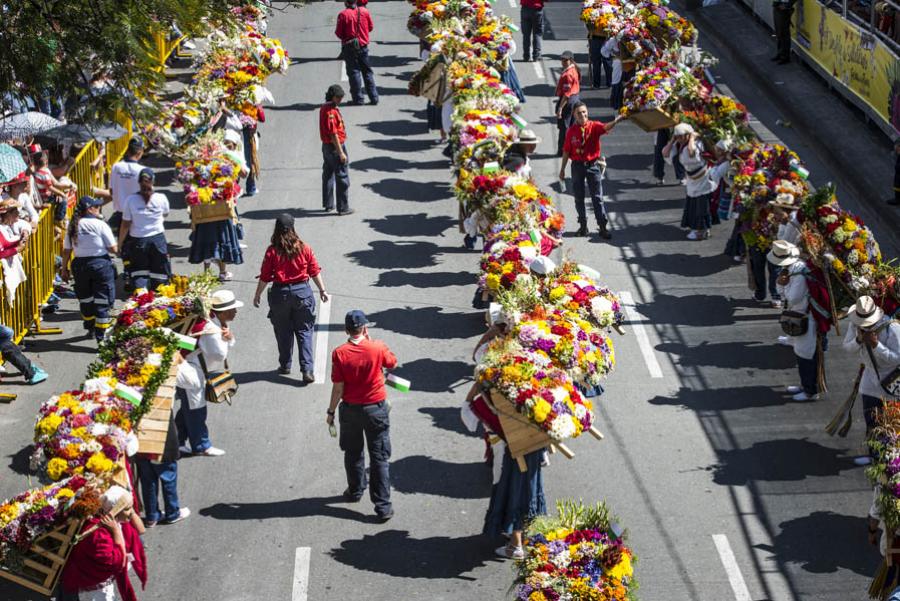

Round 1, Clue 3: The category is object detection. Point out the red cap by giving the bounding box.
[27,143,42,155]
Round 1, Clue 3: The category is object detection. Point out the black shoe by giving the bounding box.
[522,55,531,62]
[463,234,476,250]
[277,366,290,375]
[770,55,782,62]
[342,488,363,502]
[598,226,612,240]
[532,55,541,62]
[576,225,589,237]
[302,371,315,384]
[888,197,900,206]
[338,208,355,216]
[368,99,379,105]
[347,99,363,106]
[323,205,335,212]
[376,509,395,522]
[776,57,790,65]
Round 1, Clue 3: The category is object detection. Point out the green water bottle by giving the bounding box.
[329,423,337,438]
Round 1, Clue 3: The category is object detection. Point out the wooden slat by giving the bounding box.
[0,568,53,595]
[29,546,66,565]
[22,558,54,575]
[136,429,169,442]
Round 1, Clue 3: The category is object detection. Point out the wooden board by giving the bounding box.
[629,107,677,133]
[189,200,235,225]
[0,518,83,595]
[135,355,181,456]
[167,314,200,336]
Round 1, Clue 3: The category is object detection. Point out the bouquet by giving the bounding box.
[175,131,243,206]
[868,401,900,535]
[514,499,637,600]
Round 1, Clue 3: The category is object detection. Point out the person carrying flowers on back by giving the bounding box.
[663,123,715,241]
[841,296,900,466]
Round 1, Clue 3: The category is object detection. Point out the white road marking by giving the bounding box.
[291,547,311,601]
[532,60,544,79]
[712,535,752,601]
[508,0,517,6]
[314,299,332,384]
[618,290,663,379]
[340,62,348,81]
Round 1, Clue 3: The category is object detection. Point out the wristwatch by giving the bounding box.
[327,409,336,416]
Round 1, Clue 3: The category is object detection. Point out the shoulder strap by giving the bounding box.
[356,7,361,39]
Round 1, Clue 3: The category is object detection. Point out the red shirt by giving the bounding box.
[563,120,608,162]
[319,102,347,144]
[32,167,54,201]
[331,338,398,405]
[259,244,322,284]
[335,6,374,46]
[555,65,580,99]
[521,0,544,8]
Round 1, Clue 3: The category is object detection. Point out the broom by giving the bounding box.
[825,363,864,437]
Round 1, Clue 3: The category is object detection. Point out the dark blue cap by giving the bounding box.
[138,167,155,182]
[345,310,371,330]
[77,195,103,212]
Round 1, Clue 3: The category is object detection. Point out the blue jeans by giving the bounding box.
[571,160,607,228]
[589,37,612,87]
[175,388,212,453]
[267,282,316,372]
[0,325,34,380]
[339,401,392,516]
[136,458,180,522]
[653,129,685,181]
[796,350,820,395]
[749,247,779,301]
[520,7,543,59]
[322,143,350,212]
[344,46,378,103]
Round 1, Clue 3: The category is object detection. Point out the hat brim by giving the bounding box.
[767,250,799,267]
[213,300,244,312]
[768,202,796,210]
[519,137,541,145]
[851,308,885,329]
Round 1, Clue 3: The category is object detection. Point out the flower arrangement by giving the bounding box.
[514,499,637,601]
[113,273,213,332]
[620,59,700,117]
[175,132,243,206]
[537,262,624,330]
[31,390,135,481]
[677,94,752,149]
[868,401,900,534]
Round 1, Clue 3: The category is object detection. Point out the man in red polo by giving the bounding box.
[335,0,379,105]
[559,102,624,239]
[326,310,398,521]
[319,84,353,215]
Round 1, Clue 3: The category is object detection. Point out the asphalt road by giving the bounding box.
[0,2,884,600]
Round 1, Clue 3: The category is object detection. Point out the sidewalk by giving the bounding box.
[683,0,899,249]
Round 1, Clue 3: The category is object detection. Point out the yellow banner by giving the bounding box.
[794,0,900,134]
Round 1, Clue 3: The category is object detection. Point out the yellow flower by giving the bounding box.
[86,453,114,475]
[0,503,20,527]
[533,399,551,423]
[70,427,88,440]
[156,284,176,297]
[36,414,64,437]
[549,286,566,301]
[46,457,69,480]
[55,488,75,501]
[485,274,501,291]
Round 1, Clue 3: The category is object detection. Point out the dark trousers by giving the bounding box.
[345,46,378,103]
[72,256,115,339]
[126,233,170,291]
[773,6,793,60]
[556,94,579,155]
[0,325,34,380]
[521,7,544,59]
[322,143,350,212]
[796,349,819,395]
[136,458,180,522]
[267,282,316,372]
[589,37,612,87]
[610,82,624,111]
[571,160,607,228]
[748,247,779,301]
[862,393,882,434]
[339,401,392,515]
[653,129,685,181]
[174,387,211,453]
[894,153,900,203]
[243,126,257,194]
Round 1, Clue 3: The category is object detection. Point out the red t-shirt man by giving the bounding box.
[331,333,398,405]
[555,63,581,101]
[335,3,374,47]
[319,101,347,145]
[562,120,609,163]
[521,0,545,7]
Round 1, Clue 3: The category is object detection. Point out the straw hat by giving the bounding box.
[769,193,796,210]
[850,295,885,329]
[211,290,244,312]
[767,240,800,267]
[518,130,541,145]
[0,197,20,214]
[673,123,694,137]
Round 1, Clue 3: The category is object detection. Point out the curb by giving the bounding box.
[684,1,900,249]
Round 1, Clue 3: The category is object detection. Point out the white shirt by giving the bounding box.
[783,261,817,359]
[601,39,623,84]
[777,214,802,246]
[63,216,116,257]
[16,192,39,223]
[669,140,716,198]
[0,220,30,240]
[842,320,900,399]
[122,192,169,238]
[178,317,236,409]
[109,160,143,213]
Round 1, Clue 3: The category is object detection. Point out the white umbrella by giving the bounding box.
[0,112,63,142]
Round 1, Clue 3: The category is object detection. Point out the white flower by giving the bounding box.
[86,441,103,454]
[82,378,113,395]
[147,353,163,367]
[551,387,568,404]
[549,415,576,440]
[89,424,110,437]
[519,245,538,262]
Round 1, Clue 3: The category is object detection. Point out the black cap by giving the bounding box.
[77,195,103,212]
[560,50,575,60]
[127,136,144,154]
[138,167,155,182]
[326,84,346,101]
[345,310,371,330]
[276,213,295,229]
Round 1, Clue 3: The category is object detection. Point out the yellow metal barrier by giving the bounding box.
[0,207,63,347]
[105,111,134,174]
[154,32,185,70]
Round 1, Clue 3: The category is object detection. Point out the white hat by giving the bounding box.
[769,193,796,210]
[673,123,694,137]
[223,129,242,146]
[488,302,507,325]
[850,295,885,329]
[211,289,244,312]
[767,240,800,267]
[101,485,133,515]
[530,256,556,275]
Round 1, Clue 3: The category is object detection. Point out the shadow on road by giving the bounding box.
[656,340,795,370]
[363,178,450,202]
[346,241,443,269]
[393,358,472,393]
[364,213,455,237]
[709,439,857,485]
[625,252,734,278]
[647,386,794,411]
[364,307,484,339]
[200,496,380,523]
[329,530,491,579]
[7,445,33,476]
[391,455,491,499]
[375,270,475,289]
[352,156,446,173]
[363,138,435,154]
[419,407,477,436]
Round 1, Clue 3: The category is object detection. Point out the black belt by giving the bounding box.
[73,254,111,261]
[342,400,386,409]
[273,280,309,287]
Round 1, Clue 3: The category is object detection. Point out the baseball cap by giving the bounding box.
[276,213,295,229]
[138,168,155,182]
[127,136,144,153]
[345,310,372,330]
[77,195,104,212]
[560,50,575,60]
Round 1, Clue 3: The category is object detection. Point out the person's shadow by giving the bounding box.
[200,496,382,523]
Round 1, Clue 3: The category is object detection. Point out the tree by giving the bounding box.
[0,0,270,120]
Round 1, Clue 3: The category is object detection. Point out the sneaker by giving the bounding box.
[182,40,197,50]
[377,509,395,522]
[854,456,873,466]
[786,385,802,393]
[495,545,525,560]
[778,336,792,347]
[598,226,612,240]
[686,230,700,241]
[702,229,711,240]
[576,225,589,237]
[342,488,363,502]
[338,209,355,216]
[655,178,665,186]
[732,255,743,263]
[160,507,190,525]
[27,367,48,385]
[179,444,193,456]
[277,366,290,375]
[218,271,233,282]
[792,391,819,401]
[143,519,157,528]
[199,446,225,457]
